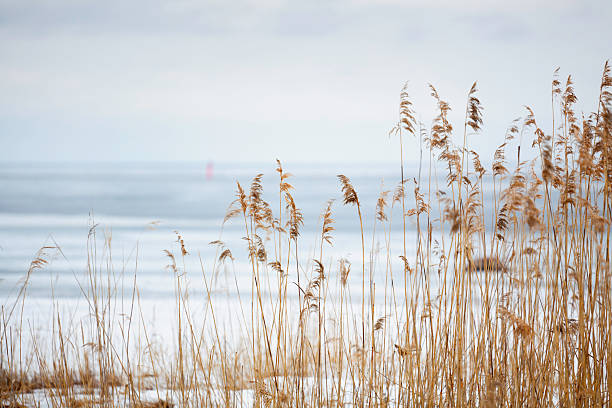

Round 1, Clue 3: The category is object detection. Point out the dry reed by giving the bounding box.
[2,61,612,407]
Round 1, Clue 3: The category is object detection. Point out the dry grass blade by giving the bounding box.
[467,81,483,132]
[429,84,453,150]
[392,180,405,204]
[219,248,234,263]
[321,199,335,245]
[284,193,303,240]
[399,82,416,136]
[163,249,178,273]
[376,189,389,221]
[268,261,284,276]
[134,400,174,408]
[339,258,351,286]
[174,231,188,256]
[398,255,412,273]
[374,315,388,331]
[337,175,359,206]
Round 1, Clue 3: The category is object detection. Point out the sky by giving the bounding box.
[0,0,611,165]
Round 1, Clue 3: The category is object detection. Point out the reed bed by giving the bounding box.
[2,62,612,407]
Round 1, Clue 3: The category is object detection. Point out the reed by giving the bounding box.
[1,61,612,407]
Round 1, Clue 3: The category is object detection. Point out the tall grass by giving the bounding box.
[2,61,612,407]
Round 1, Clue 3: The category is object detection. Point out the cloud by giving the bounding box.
[0,0,610,163]
[346,0,578,12]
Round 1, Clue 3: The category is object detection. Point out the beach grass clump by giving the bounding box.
[1,60,612,407]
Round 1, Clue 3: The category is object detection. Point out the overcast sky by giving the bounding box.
[0,0,610,164]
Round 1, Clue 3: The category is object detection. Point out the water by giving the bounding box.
[0,161,416,272]
[1,161,516,408]
[0,161,429,340]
